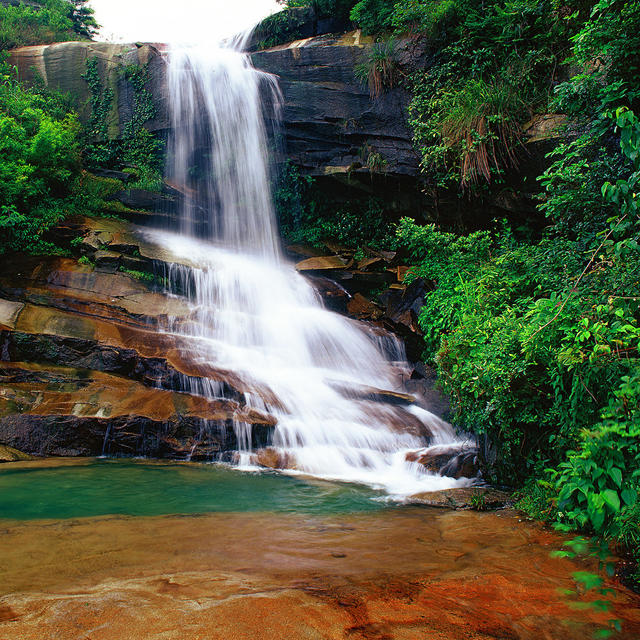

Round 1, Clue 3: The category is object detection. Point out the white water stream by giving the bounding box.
[150,43,474,496]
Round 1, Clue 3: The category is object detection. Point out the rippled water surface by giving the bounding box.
[0,458,387,520]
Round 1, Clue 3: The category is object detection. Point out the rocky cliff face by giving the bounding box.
[9,42,170,138]
[8,34,419,183]
[0,215,451,465]
[0,217,276,459]
[252,32,419,179]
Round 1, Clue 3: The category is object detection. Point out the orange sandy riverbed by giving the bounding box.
[1,506,639,639]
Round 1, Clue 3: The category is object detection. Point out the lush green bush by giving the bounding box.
[0,56,81,253]
[264,0,395,43]
[275,161,395,249]
[0,0,97,50]
[350,0,395,35]
[392,0,460,38]
[278,0,355,20]
[404,0,576,192]
[397,107,639,587]
[354,39,401,98]
[410,76,525,188]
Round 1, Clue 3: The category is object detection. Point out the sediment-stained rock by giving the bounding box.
[0,444,33,463]
[408,487,512,509]
[0,217,284,459]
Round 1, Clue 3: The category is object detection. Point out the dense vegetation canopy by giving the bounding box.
[0,0,97,49]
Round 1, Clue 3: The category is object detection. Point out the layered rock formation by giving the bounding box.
[0,214,463,469]
[0,217,276,460]
[8,33,419,183]
[251,31,419,179]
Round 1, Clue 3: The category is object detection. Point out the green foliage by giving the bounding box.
[563,0,640,114]
[552,373,640,537]
[118,64,164,184]
[67,0,98,39]
[255,8,310,49]
[515,478,557,521]
[405,0,575,191]
[275,161,395,249]
[259,0,357,48]
[469,492,487,511]
[274,161,315,235]
[410,77,525,188]
[82,58,163,186]
[278,0,355,21]
[70,171,125,216]
[118,266,154,282]
[350,0,395,35]
[82,56,115,168]
[0,0,97,50]
[538,136,623,242]
[392,0,459,39]
[0,55,81,253]
[397,108,640,483]
[358,143,387,172]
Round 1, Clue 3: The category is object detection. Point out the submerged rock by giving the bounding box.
[251,447,297,470]
[407,445,479,479]
[408,487,512,510]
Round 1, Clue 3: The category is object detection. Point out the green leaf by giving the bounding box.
[590,600,612,612]
[602,489,620,513]
[572,571,603,591]
[609,467,622,487]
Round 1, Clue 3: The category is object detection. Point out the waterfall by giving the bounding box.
[147,42,475,496]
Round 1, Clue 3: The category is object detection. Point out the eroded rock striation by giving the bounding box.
[8,33,419,183]
[0,217,276,459]
[251,32,419,179]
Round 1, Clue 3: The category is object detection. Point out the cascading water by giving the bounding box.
[148,41,475,496]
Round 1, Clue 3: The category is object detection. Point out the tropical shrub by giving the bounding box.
[0,56,81,253]
[350,0,395,35]
[275,162,395,249]
[0,0,97,50]
[355,39,401,98]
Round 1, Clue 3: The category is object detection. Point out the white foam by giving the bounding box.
[156,44,473,496]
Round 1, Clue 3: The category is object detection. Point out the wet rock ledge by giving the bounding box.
[0,215,481,488]
[0,216,276,460]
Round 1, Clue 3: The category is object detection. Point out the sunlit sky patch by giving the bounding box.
[89,0,281,44]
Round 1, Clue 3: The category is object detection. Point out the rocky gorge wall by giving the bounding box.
[6,33,433,217]
[8,33,419,184]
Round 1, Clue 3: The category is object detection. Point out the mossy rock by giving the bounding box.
[0,444,33,463]
[408,487,512,510]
